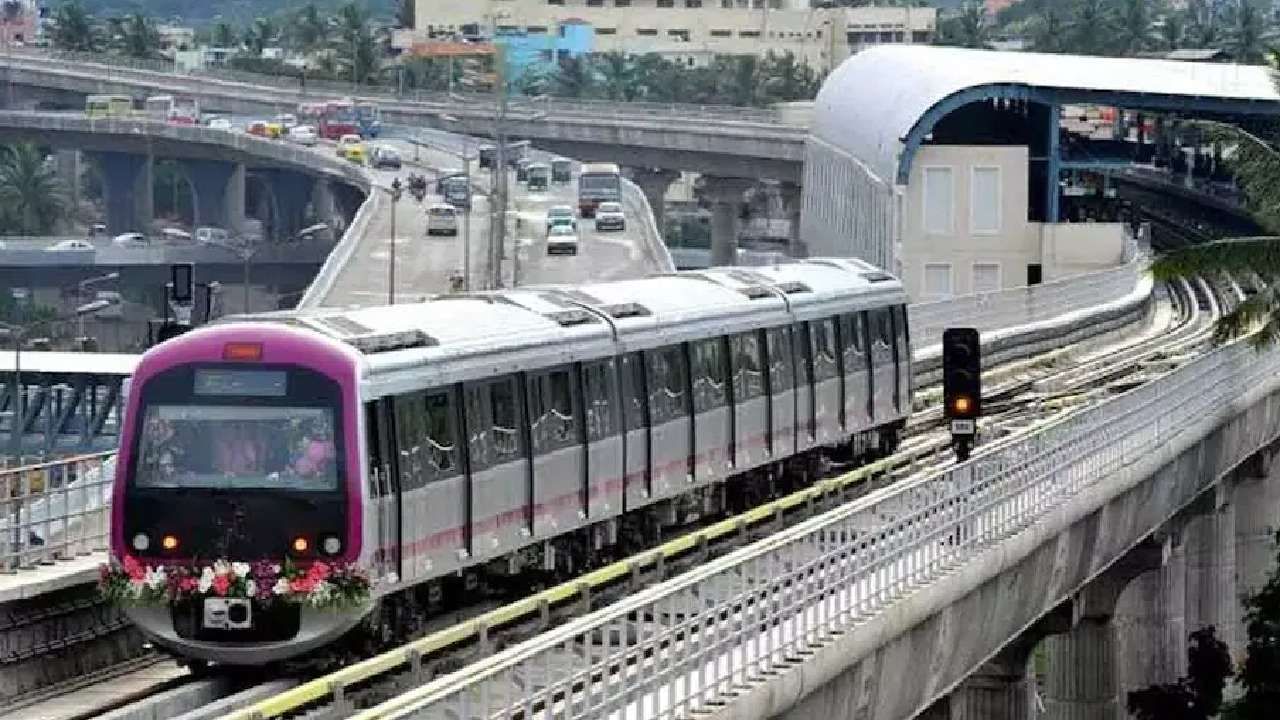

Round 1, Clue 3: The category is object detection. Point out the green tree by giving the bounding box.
[242,17,280,57]
[1027,3,1069,53]
[1115,0,1158,55]
[760,50,819,103]
[332,2,381,86]
[50,0,99,52]
[210,21,236,49]
[395,0,413,29]
[1224,0,1271,64]
[595,51,637,101]
[1068,0,1116,55]
[0,145,67,236]
[1159,10,1185,50]
[1183,0,1221,48]
[113,13,160,59]
[937,1,992,49]
[717,55,762,107]
[552,55,593,98]
[291,4,328,52]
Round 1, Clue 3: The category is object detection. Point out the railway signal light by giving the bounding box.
[943,328,981,461]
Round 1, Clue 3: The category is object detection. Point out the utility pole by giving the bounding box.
[490,42,509,290]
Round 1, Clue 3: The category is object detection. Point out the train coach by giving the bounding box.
[110,258,911,665]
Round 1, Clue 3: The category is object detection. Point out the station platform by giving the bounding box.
[0,552,105,603]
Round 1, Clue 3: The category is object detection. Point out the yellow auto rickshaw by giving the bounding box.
[343,144,367,165]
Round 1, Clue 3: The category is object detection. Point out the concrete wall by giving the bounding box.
[1039,221,1127,279]
[902,145,1035,300]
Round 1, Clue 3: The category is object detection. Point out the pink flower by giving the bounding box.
[290,577,316,594]
[307,561,331,582]
[212,575,231,596]
[122,555,145,581]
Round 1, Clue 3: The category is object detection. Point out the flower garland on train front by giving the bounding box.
[98,556,372,609]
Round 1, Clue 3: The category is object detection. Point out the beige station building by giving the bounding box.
[400,0,936,72]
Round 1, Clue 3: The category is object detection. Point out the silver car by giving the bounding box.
[594,201,625,232]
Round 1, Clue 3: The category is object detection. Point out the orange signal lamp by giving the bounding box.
[223,342,264,361]
[292,536,310,553]
[952,396,973,415]
[161,534,180,551]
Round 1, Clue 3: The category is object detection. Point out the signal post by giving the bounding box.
[943,328,981,461]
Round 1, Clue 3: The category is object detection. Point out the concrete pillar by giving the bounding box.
[701,175,754,267]
[779,182,803,257]
[1181,487,1239,652]
[627,166,679,238]
[1044,539,1163,720]
[184,159,247,232]
[949,655,1036,720]
[97,152,153,235]
[267,170,315,241]
[311,179,338,230]
[56,149,81,209]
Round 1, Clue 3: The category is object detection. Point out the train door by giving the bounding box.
[527,366,588,537]
[645,345,692,502]
[893,305,912,413]
[870,308,896,422]
[766,326,797,460]
[840,313,873,432]
[582,359,623,519]
[395,388,466,580]
[691,338,733,484]
[464,377,529,559]
[808,318,840,444]
[366,400,401,583]
[793,322,816,452]
[621,353,652,512]
[731,331,768,469]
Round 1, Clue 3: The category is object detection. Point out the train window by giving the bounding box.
[692,338,728,412]
[766,326,794,393]
[794,323,814,386]
[364,402,382,496]
[490,378,522,463]
[620,353,649,431]
[839,313,868,374]
[870,308,893,367]
[583,359,619,441]
[810,319,839,382]
[528,367,579,453]
[395,389,459,488]
[731,331,765,401]
[894,305,910,354]
[646,346,689,424]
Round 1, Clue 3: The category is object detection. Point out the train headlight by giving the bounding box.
[161,534,179,551]
[292,536,310,554]
[131,533,150,551]
[322,536,342,556]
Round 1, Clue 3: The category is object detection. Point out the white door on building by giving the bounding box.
[973,262,1000,294]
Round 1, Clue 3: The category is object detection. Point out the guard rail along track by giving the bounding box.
[212,268,1202,720]
[337,274,1266,720]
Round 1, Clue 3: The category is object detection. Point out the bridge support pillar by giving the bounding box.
[1044,538,1163,720]
[185,159,245,233]
[97,152,153,235]
[1235,449,1280,611]
[1182,486,1240,654]
[780,182,803,257]
[311,179,338,231]
[56,150,81,209]
[267,170,315,241]
[627,167,679,237]
[701,175,754,267]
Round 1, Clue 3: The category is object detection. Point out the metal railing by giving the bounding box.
[619,177,677,274]
[0,47,797,127]
[368,291,1276,720]
[908,249,1146,351]
[0,452,114,572]
[300,186,387,309]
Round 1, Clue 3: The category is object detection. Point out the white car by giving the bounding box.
[45,239,94,252]
[207,117,232,131]
[546,224,578,255]
[335,134,363,156]
[545,205,577,233]
[426,203,459,236]
[195,226,229,246]
[275,113,298,129]
[111,232,148,248]
[594,201,625,232]
[161,227,193,244]
[288,125,317,146]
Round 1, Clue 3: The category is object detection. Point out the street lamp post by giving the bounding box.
[389,178,402,305]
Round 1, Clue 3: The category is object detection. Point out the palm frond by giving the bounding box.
[1151,237,1280,281]
[1212,282,1280,345]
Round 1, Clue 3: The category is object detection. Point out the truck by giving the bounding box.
[577,162,622,219]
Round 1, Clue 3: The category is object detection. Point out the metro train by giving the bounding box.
[110,259,912,665]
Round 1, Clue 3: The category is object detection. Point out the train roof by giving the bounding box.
[222,260,907,398]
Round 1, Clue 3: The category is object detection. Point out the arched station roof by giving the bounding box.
[813,45,1280,186]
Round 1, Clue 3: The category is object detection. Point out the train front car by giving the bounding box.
[109,323,370,666]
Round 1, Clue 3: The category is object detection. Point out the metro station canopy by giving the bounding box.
[815,45,1280,185]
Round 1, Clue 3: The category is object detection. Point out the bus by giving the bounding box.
[143,95,200,124]
[578,162,622,218]
[354,101,382,138]
[85,94,133,118]
[298,100,360,140]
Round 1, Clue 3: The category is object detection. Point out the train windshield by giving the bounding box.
[135,404,339,491]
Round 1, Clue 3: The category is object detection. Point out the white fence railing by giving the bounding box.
[0,452,114,572]
[299,186,387,309]
[908,252,1145,352]
[370,287,1275,720]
